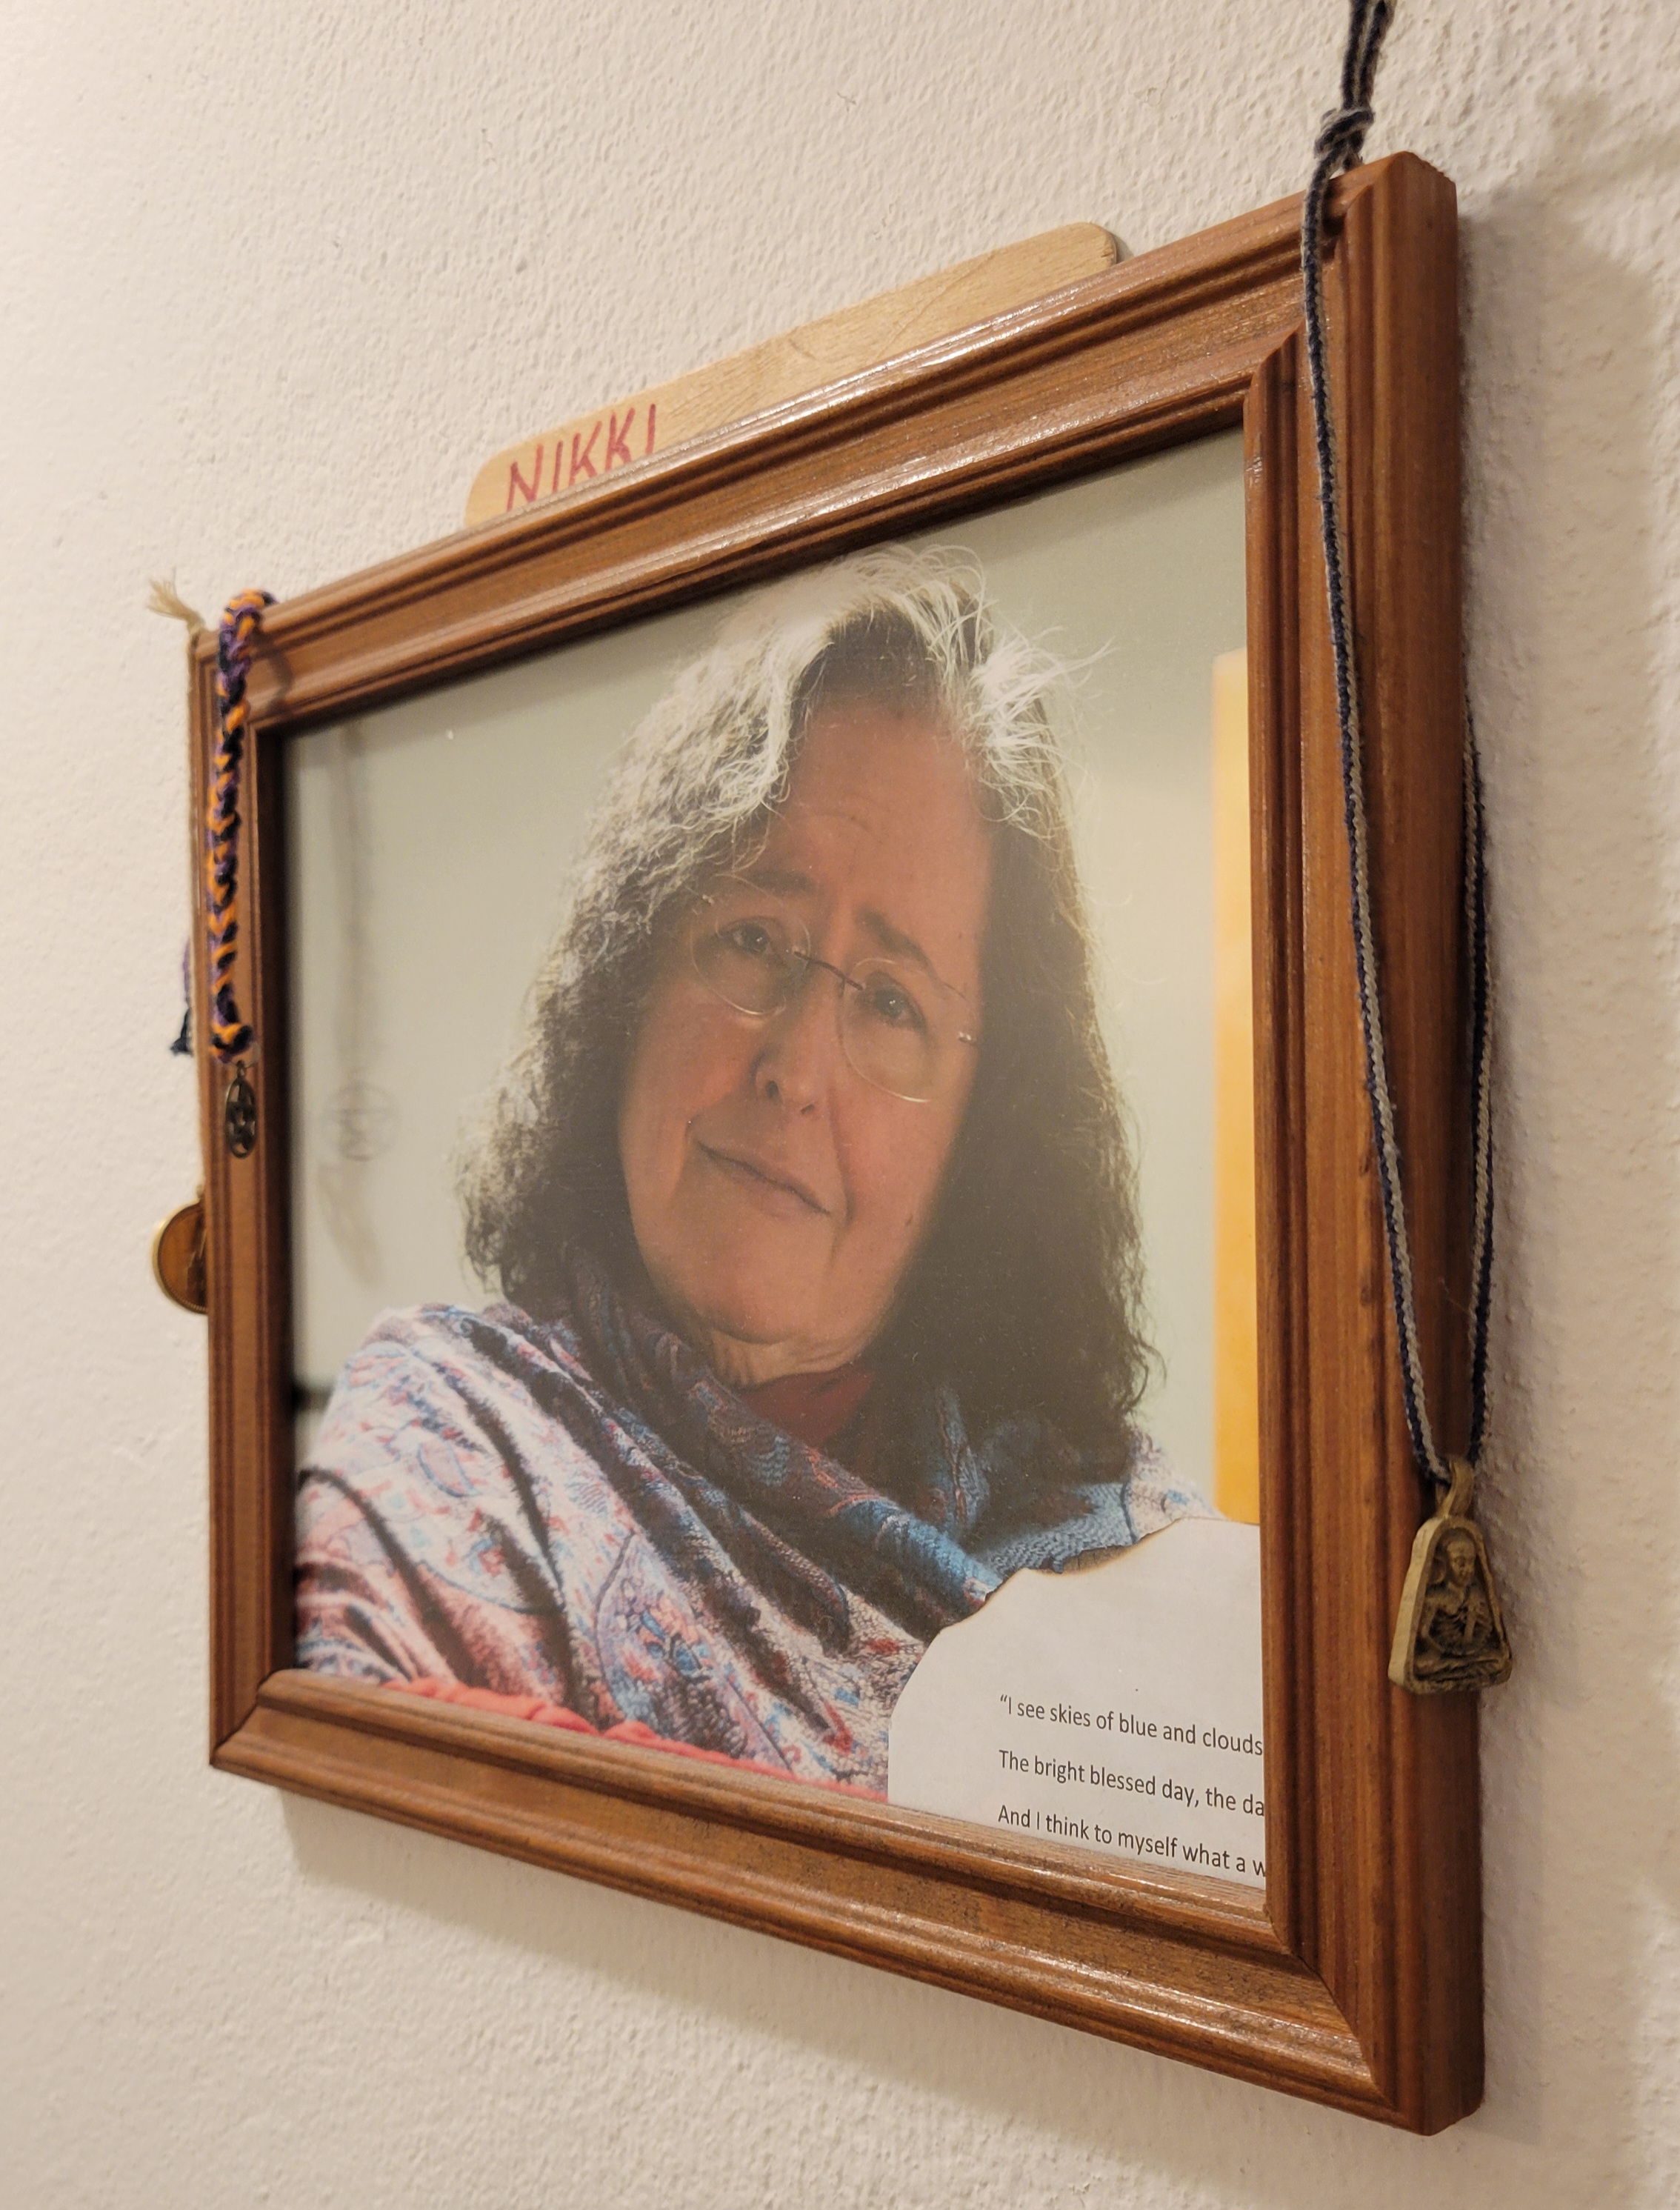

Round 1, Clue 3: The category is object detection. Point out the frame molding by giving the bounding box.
[192,153,1476,2129]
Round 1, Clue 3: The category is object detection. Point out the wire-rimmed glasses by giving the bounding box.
[687,882,980,1105]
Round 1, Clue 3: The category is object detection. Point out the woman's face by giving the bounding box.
[618,699,993,1388]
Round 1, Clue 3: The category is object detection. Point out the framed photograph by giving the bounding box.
[192,152,1476,2129]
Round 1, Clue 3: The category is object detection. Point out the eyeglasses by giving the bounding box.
[687,883,980,1105]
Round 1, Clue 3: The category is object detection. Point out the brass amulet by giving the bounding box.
[1389,1457,1513,1695]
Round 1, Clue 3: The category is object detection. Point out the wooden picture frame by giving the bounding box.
[190,152,1476,2130]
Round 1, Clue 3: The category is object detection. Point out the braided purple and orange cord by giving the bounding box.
[206,588,273,1065]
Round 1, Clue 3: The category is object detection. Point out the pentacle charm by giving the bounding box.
[1389,1458,1512,1694]
[224,1064,259,1158]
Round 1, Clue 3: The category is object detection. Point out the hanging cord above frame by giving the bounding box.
[206,588,273,1156]
[1300,0,1510,1692]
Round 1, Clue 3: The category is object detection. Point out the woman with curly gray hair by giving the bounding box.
[296,545,1204,1795]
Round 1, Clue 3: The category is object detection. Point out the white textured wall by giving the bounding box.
[3,0,1678,2200]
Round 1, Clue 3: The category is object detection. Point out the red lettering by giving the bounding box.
[644,401,657,456]
[604,407,635,469]
[505,444,544,510]
[569,422,601,483]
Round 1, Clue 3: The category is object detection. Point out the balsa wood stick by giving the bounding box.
[464,224,1119,528]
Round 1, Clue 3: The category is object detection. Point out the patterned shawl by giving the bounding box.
[296,1254,1204,1793]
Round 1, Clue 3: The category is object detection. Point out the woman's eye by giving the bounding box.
[722,921,778,960]
[861,977,927,1032]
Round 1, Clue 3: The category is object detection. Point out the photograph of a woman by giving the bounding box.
[295,547,1210,1795]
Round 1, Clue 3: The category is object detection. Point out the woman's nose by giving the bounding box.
[753,971,841,1112]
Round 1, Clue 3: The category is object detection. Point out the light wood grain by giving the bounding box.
[193,156,1476,2129]
[463,224,1119,527]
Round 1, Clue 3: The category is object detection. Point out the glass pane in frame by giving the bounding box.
[285,429,1264,1883]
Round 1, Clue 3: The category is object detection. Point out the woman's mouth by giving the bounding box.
[696,1142,830,1217]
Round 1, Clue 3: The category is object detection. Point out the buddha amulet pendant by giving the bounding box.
[1389,1457,1513,1694]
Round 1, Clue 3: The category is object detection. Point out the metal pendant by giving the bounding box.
[224,1064,258,1157]
[1389,1457,1512,1694]
[150,1193,207,1314]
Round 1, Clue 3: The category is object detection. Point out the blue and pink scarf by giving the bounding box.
[296,1255,1201,1794]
